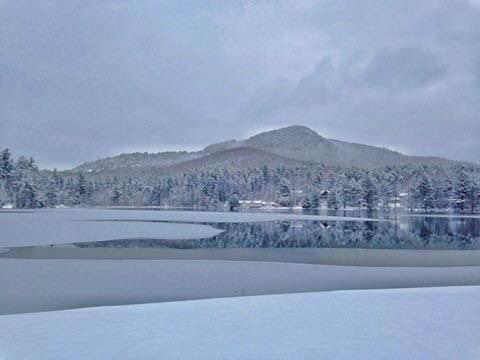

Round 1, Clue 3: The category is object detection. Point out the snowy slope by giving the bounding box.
[1,286,479,359]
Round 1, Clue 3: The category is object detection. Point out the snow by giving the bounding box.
[2,258,480,314]
[1,286,479,359]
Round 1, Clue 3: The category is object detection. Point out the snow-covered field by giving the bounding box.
[1,286,479,360]
[2,258,480,314]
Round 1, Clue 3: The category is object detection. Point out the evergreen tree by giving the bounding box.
[150,184,163,206]
[77,173,87,202]
[466,173,480,212]
[417,175,435,210]
[327,190,339,210]
[309,191,320,209]
[275,178,291,206]
[301,195,311,209]
[16,178,40,208]
[0,182,9,206]
[261,165,270,182]
[44,180,57,207]
[313,167,323,189]
[360,174,377,210]
[337,175,351,209]
[454,169,469,211]
[111,186,122,206]
[0,148,14,184]
[202,174,219,207]
[228,194,240,211]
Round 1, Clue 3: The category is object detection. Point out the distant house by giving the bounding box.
[239,200,279,209]
[319,190,329,199]
[317,190,329,207]
[1,203,14,209]
[390,192,409,208]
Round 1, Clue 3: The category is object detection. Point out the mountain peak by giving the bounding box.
[278,124,320,134]
[246,125,327,149]
[251,125,323,139]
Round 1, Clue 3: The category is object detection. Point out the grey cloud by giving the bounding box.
[288,58,336,106]
[361,48,447,92]
[1,0,480,167]
[247,46,448,113]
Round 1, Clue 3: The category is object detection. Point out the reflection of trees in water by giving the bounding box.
[75,217,480,250]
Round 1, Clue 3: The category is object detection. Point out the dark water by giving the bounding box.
[75,214,480,250]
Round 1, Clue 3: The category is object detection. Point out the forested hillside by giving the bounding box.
[1,148,479,211]
[74,126,456,175]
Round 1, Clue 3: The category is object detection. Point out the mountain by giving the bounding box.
[204,125,450,167]
[169,147,310,171]
[204,126,338,163]
[82,147,311,178]
[75,151,203,172]
[74,125,456,175]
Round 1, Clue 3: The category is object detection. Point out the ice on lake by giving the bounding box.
[0,209,224,247]
[0,208,382,248]
[1,208,480,250]
[2,208,480,315]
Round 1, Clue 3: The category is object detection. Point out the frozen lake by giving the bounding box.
[1,208,480,254]
[2,208,480,314]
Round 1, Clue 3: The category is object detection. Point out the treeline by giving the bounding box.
[1,148,480,211]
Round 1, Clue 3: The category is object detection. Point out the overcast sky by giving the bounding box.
[1,0,480,168]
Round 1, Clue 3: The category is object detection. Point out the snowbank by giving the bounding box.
[1,286,479,359]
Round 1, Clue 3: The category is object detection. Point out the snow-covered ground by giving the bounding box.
[1,286,479,359]
[2,258,480,314]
